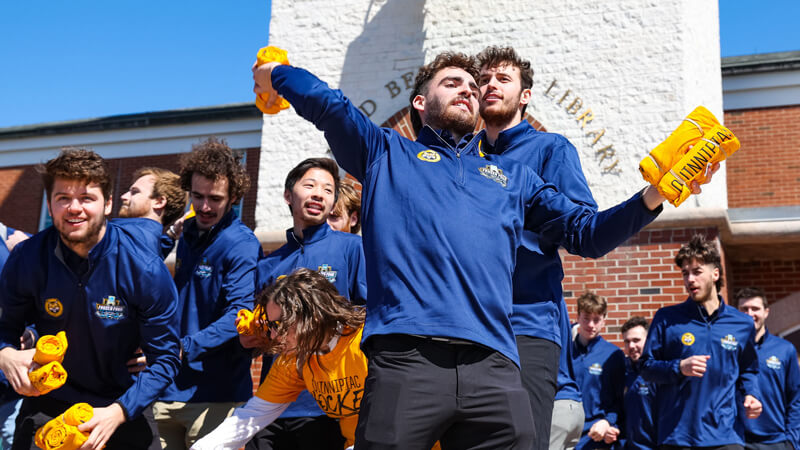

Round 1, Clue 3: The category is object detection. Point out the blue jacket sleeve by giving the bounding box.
[180,238,259,362]
[641,310,683,384]
[0,244,33,351]
[271,65,391,182]
[522,169,660,259]
[540,138,598,211]
[117,262,181,418]
[348,239,367,306]
[738,326,761,402]
[785,346,800,448]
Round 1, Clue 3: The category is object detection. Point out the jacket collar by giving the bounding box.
[416,125,480,156]
[484,120,532,155]
[684,295,727,322]
[285,222,331,249]
[183,209,237,249]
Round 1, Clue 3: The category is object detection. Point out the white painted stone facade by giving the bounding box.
[256,0,725,232]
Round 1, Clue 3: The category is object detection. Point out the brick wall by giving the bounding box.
[562,227,720,346]
[725,105,800,208]
[729,258,800,305]
[0,147,261,232]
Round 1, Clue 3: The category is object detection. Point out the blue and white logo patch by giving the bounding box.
[195,258,213,279]
[766,355,782,370]
[478,164,508,187]
[588,363,602,376]
[720,334,738,351]
[317,264,338,283]
[638,385,650,396]
[96,295,127,320]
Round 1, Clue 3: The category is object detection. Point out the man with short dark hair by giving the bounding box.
[642,235,763,449]
[154,138,262,449]
[736,287,800,450]
[245,157,366,450]
[620,316,656,450]
[253,51,665,449]
[118,166,187,258]
[572,293,625,449]
[0,148,181,449]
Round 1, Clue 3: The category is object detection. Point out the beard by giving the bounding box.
[425,95,477,138]
[58,215,106,247]
[118,201,147,219]
[480,95,520,127]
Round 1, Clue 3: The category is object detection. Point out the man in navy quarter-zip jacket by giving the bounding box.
[245,157,366,450]
[620,316,657,450]
[642,235,763,449]
[153,138,262,449]
[736,287,800,450]
[116,166,188,260]
[0,148,181,450]
[253,51,685,449]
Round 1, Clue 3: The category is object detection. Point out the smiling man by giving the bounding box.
[620,316,656,450]
[642,235,763,449]
[253,50,667,449]
[736,287,800,450]
[0,148,181,450]
[153,137,262,449]
[246,157,366,450]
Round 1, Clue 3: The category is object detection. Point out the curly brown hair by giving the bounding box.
[256,268,365,373]
[39,148,113,201]
[675,234,724,291]
[131,167,187,227]
[408,52,479,134]
[179,137,250,202]
[475,46,534,115]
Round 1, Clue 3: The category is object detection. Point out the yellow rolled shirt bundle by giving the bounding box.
[29,331,69,395]
[236,308,260,336]
[638,106,741,206]
[34,403,93,450]
[254,46,291,114]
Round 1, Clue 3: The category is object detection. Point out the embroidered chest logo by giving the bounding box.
[318,264,338,283]
[588,363,603,375]
[638,385,650,395]
[95,295,127,320]
[720,334,738,351]
[417,150,441,163]
[681,332,695,346]
[766,355,782,370]
[195,258,213,279]
[478,164,508,187]
[44,298,63,318]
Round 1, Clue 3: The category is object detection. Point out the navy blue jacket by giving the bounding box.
[0,222,181,418]
[273,65,660,365]
[555,301,581,402]
[641,297,760,447]
[484,121,598,343]
[113,218,174,259]
[256,222,367,418]
[623,358,657,450]
[574,335,625,449]
[161,210,260,403]
[741,330,800,447]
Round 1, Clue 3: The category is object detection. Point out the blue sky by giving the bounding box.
[0,0,797,128]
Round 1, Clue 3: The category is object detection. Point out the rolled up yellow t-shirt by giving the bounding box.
[657,124,740,206]
[255,46,291,115]
[34,403,92,450]
[639,106,720,186]
[33,331,68,366]
[236,309,258,336]
[29,361,68,395]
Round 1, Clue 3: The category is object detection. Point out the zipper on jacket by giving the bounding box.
[429,128,479,186]
[291,233,305,254]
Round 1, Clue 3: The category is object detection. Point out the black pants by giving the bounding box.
[13,396,159,450]
[245,415,345,450]
[516,335,559,450]
[662,445,745,450]
[354,334,535,450]
[745,442,794,450]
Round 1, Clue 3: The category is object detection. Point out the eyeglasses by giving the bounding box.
[266,319,282,332]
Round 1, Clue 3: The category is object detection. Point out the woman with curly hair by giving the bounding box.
[192,268,366,449]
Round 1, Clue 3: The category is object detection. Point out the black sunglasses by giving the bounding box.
[266,319,282,331]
